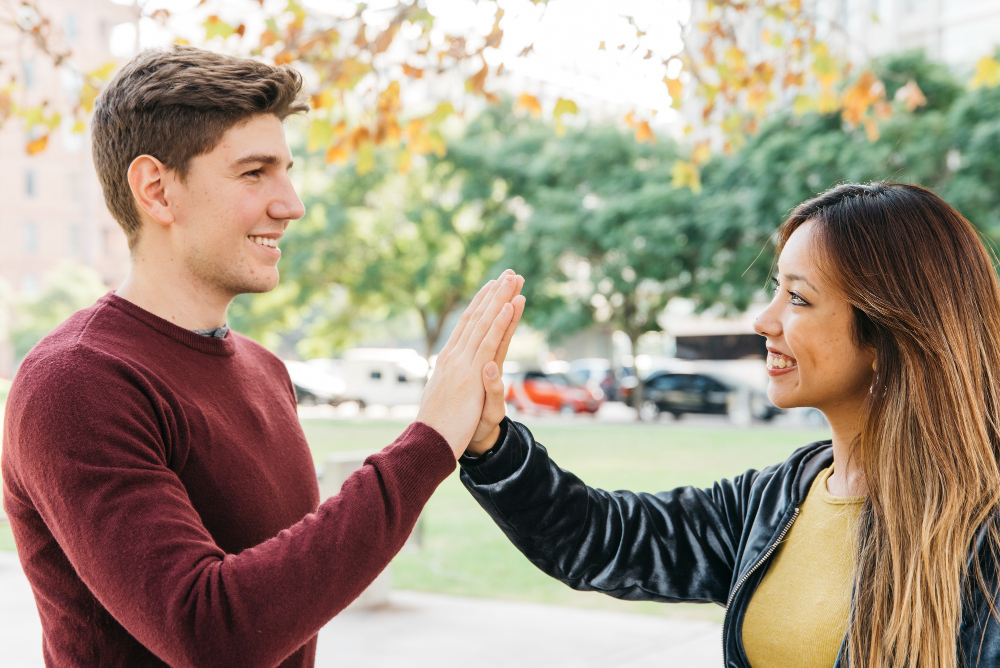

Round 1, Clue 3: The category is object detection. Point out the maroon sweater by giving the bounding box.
[0,293,455,668]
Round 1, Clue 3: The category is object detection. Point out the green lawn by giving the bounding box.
[0,413,830,621]
[301,418,830,621]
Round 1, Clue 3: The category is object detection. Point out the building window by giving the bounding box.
[26,169,36,197]
[24,222,39,254]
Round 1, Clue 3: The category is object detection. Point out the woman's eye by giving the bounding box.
[788,291,808,306]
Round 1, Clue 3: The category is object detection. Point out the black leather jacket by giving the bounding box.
[459,419,1000,667]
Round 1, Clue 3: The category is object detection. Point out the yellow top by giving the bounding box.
[741,465,865,667]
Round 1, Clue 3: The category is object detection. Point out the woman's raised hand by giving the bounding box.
[416,270,526,459]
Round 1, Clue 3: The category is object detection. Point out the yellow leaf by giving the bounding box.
[25,135,48,155]
[87,62,118,82]
[355,143,375,175]
[663,76,683,109]
[308,119,333,153]
[553,97,578,119]
[204,15,236,40]
[429,102,455,124]
[970,55,1000,89]
[71,119,86,133]
[311,90,335,110]
[670,159,702,193]
[515,93,542,117]
[174,37,190,45]
[80,82,100,113]
[691,140,712,166]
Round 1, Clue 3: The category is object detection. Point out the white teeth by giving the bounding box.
[767,352,797,370]
[249,236,278,249]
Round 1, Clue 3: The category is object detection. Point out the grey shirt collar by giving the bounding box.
[191,324,229,339]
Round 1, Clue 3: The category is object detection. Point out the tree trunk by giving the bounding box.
[626,328,646,421]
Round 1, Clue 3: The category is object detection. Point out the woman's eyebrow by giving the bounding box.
[782,272,819,292]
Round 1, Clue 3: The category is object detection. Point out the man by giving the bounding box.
[0,46,523,667]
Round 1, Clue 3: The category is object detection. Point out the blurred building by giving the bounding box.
[0,0,138,376]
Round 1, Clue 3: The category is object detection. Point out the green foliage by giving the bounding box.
[232,142,516,359]
[11,264,108,363]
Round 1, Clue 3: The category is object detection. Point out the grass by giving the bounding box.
[0,407,829,620]
[300,418,830,621]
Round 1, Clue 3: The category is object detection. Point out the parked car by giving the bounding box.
[569,358,623,401]
[627,371,782,422]
[506,370,604,415]
[283,360,347,406]
[338,348,428,408]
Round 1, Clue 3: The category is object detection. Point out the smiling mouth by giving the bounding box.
[249,235,279,249]
[766,352,798,370]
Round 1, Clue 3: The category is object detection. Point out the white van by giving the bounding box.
[337,348,429,408]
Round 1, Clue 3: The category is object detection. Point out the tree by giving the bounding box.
[9,0,998,172]
[229,141,515,361]
[11,263,109,363]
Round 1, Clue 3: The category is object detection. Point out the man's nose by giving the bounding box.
[270,174,305,221]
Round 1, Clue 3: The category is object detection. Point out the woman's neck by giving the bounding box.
[822,401,868,498]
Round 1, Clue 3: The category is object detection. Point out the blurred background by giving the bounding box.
[0,0,998,665]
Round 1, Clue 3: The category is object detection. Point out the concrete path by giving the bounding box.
[0,551,722,667]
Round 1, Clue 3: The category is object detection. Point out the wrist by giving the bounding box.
[466,424,501,457]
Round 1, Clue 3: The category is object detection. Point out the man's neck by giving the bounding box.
[115,258,231,331]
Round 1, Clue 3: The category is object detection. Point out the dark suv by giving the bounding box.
[628,371,782,421]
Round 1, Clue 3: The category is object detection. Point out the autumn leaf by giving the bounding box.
[634,121,655,144]
[515,93,542,117]
[204,15,237,40]
[894,79,927,112]
[663,76,682,109]
[553,98,578,119]
[670,159,702,193]
[401,64,423,79]
[87,62,118,82]
[25,135,48,155]
[355,142,376,175]
[970,55,1000,89]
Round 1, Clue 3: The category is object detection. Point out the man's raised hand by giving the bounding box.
[416,270,526,459]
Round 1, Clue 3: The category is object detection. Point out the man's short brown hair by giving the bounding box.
[92,46,308,249]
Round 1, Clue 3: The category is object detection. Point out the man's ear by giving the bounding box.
[127,155,174,227]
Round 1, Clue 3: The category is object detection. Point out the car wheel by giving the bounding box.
[670,411,683,420]
[639,400,660,422]
[560,404,575,416]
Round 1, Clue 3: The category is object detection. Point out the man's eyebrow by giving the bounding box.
[782,272,819,292]
[231,154,294,170]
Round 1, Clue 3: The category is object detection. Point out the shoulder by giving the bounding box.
[230,331,289,378]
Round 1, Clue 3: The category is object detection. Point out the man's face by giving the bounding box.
[166,114,305,299]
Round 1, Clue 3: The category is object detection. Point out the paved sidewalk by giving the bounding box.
[1,551,722,667]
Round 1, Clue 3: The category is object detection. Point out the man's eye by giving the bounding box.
[243,169,263,178]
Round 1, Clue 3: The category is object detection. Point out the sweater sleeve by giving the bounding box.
[3,346,456,668]
[460,418,757,605]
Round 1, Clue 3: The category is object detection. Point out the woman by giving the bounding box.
[460,182,1000,667]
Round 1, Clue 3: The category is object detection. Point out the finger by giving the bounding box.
[463,275,518,360]
[473,301,515,368]
[480,361,507,427]
[439,280,493,359]
[494,294,526,368]
[457,269,515,355]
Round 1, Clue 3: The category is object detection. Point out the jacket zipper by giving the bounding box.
[721,506,800,665]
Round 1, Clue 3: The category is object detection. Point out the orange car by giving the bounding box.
[505,370,604,415]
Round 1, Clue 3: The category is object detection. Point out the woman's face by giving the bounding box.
[753,220,875,415]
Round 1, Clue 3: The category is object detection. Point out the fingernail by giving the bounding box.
[486,363,498,379]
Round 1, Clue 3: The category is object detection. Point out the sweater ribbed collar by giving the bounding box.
[100,292,239,357]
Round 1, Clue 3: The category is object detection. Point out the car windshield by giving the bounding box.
[550,372,587,387]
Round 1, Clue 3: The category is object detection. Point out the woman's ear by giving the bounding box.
[127,155,174,227]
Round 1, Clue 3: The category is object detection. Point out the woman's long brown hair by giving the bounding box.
[777,182,1000,667]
